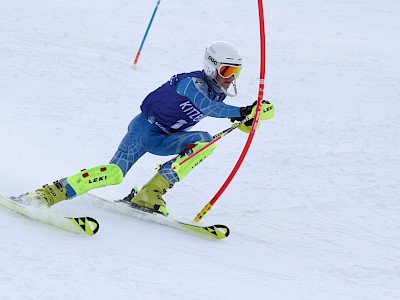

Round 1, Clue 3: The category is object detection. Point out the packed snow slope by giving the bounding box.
[0,0,399,299]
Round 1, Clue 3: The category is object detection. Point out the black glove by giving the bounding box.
[230,101,257,124]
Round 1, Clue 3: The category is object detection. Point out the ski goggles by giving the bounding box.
[218,64,242,79]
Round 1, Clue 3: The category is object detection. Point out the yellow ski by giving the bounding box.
[0,195,99,236]
[87,193,229,239]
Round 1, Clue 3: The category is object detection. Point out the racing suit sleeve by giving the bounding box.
[175,76,241,118]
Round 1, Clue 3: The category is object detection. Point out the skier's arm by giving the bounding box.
[176,77,241,118]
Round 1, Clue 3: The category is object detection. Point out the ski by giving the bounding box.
[0,195,99,236]
[86,193,229,239]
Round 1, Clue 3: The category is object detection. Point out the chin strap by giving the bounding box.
[211,77,238,97]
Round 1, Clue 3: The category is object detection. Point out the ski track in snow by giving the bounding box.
[0,0,399,299]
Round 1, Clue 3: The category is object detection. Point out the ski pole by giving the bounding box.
[172,100,273,171]
[194,0,267,222]
[132,0,161,69]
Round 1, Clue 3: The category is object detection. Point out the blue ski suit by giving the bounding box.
[109,70,241,184]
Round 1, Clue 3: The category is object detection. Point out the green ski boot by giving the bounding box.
[131,173,171,216]
[35,181,68,206]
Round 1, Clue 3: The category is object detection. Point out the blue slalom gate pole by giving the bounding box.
[132,0,161,69]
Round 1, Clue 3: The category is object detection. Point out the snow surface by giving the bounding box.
[1,0,399,299]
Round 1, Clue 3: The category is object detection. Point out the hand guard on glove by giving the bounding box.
[230,100,275,133]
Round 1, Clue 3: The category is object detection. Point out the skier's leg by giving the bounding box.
[109,114,149,176]
[36,163,124,206]
[36,114,149,206]
[148,130,215,184]
[131,131,215,215]
[147,130,213,156]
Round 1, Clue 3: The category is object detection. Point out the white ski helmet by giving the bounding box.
[203,41,242,97]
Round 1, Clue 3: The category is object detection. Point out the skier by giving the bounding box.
[32,41,275,216]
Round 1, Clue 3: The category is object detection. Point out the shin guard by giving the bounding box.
[66,164,123,196]
[171,142,217,181]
